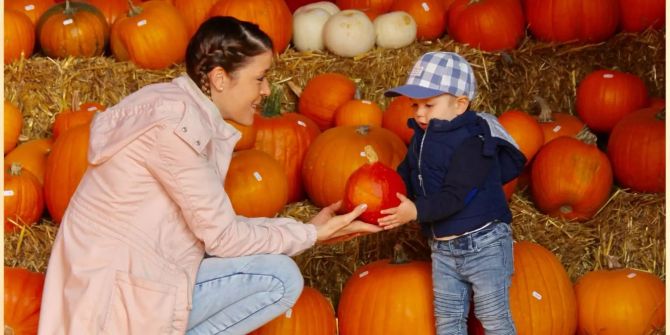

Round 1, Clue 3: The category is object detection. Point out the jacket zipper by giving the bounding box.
[417,128,437,238]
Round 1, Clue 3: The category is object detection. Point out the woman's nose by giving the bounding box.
[260,78,270,97]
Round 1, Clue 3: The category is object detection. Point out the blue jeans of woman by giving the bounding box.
[186,254,303,335]
[430,222,516,335]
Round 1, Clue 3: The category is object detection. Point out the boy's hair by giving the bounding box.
[185,16,273,96]
[385,52,477,100]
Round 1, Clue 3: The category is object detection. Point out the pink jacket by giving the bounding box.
[38,75,317,335]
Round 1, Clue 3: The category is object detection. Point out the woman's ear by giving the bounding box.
[208,66,228,93]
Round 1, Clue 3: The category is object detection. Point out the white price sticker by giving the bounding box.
[24,4,35,11]
[552,125,562,133]
[253,171,262,181]
[63,19,74,26]
[603,73,614,79]
[4,190,15,197]
[627,272,637,279]
[285,309,293,318]
[297,120,306,127]
[532,291,542,300]
[421,2,430,11]
[137,19,147,27]
[358,270,369,278]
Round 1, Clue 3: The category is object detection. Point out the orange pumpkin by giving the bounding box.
[44,124,90,223]
[334,99,383,127]
[174,0,218,38]
[574,269,665,335]
[607,106,665,193]
[302,125,406,208]
[382,95,414,144]
[82,0,129,25]
[52,101,105,139]
[391,0,446,40]
[4,9,35,64]
[224,149,289,218]
[36,0,109,58]
[530,136,613,221]
[576,69,649,133]
[618,0,665,32]
[248,287,336,335]
[447,0,525,51]
[502,178,518,201]
[342,145,406,224]
[253,111,321,203]
[4,164,44,232]
[498,109,544,163]
[5,0,55,24]
[535,97,585,144]
[524,0,619,43]
[509,241,578,335]
[227,119,258,151]
[338,245,435,334]
[4,267,45,335]
[4,138,53,185]
[299,73,357,130]
[209,0,292,54]
[648,97,665,108]
[111,0,189,69]
[335,0,394,12]
[4,100,24,154]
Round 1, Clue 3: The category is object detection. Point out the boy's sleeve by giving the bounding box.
[396,156,413,198]
[414,137,493,223]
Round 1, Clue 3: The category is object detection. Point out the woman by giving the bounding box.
[38,16,381,335]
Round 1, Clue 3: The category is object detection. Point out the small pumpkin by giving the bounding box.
[4,138,53,185]
[5,0,55,24]
[574,268,665,335]
[44,124,91,223]
[248,286,336,335]
[4,9,35,64]
[373,10,417,49]
[36,0,109,58]
[323,9,376,58]
[382,95,414,144]
[224,149,289,218]
[390,0,446,40]
[576,69,649,133]
[338,244,435,334]
[607,106,665,193]
[209,0,293,53]
[227,119,258,151]
[530,135,613,221]
[302,125,406,208]
[4,100,24,154]
[110,0,189,69]
[4,267,46,335]
[498,109,544,163]
[447,0,525,51]
[4,163,45,232]
[52,101,105,139]
[334,99,383,127]
[342,145,406,224]
[298,72,357,130]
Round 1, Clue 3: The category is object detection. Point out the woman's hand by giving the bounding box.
[378,193,417,230]
[310,201,382,243]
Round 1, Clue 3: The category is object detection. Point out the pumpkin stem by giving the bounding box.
[71,91,80,111]
[363,145,379,164]
[605,255,623,269]
[390,243,410,264]
[127,0,143,16]
[9,163,22,176]
[5,325,16,335]
[575,127,598,145]
[534,96,554,122]
[63,0,76,15]
[355,125,370,135]
[354,88,362,100]
[261,84,283,117]
[468,0,482,4]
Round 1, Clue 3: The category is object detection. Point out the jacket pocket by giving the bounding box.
[102,271,177,335]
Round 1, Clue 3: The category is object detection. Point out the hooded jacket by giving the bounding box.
[38,75,316,335]
[397,111,526,238]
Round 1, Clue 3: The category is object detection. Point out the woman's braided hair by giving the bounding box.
[185,16,273,97]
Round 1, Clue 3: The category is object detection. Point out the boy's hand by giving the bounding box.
[377,193,417,230]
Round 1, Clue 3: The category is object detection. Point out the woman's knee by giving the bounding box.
[262,255,304,306]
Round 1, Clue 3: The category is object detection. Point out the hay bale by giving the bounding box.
[4,30,665,308]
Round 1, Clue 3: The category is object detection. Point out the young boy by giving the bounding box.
[378,52,526,335]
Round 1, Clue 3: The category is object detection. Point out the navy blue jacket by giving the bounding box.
[397,111,526,238]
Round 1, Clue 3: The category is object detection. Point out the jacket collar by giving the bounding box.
[407,110,478,134]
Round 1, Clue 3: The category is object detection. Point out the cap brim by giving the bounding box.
[384,85,446,99]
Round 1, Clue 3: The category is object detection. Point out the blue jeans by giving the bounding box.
[186,254,303,335]
[430,222,516,335]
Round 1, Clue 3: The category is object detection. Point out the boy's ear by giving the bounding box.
[455,95,470,112]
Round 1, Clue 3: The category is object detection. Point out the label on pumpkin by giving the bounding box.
[63,19,74,26]
[627,272,637,279]
[602,73,614,79]
[421,2,430,11]
[360,151,366,157]
[3,190,14,197]
[253,172,263,182]
[531,291,542,300]
[297,120,306,127]
[24,4,35,11]
[552,125,562,133]
[137,19,147,27]
[359,270,369,278]
[362,100,372,105]
[87,106,99,112]
[285,308,293,318]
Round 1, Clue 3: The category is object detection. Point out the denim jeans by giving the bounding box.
[186,254,304,335]
[430,222,516,335]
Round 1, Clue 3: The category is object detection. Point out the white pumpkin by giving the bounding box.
[294,1,340,16]
[293,8,333,51]
[323,9,375,57]
[373,11,417,49]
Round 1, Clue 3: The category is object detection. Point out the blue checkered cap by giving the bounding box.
[385,52,477,100]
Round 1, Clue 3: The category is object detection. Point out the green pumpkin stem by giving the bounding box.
[390,243,410,265]
[261,84,283,117]
[9,163,23,176]
[127,0,143,17]
[575,126,598,145]
[535,96,554,122]
[355,125,370,135]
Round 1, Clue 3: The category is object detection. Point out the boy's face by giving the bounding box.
[410,93,469,129]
